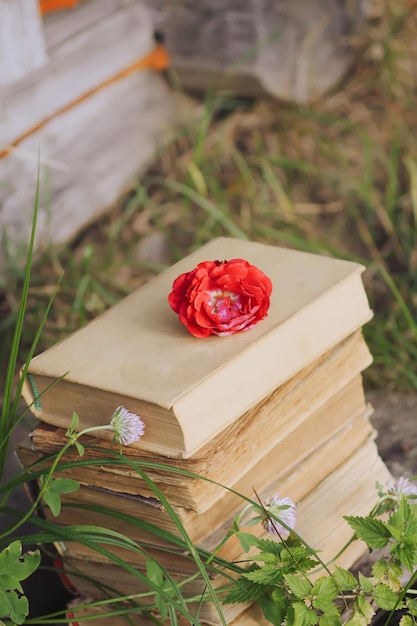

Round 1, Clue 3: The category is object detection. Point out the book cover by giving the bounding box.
[21,238,372,457]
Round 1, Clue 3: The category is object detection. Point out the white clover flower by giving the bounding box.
[110,406,145,446]
[262,494,297,539]
[386,476,417,503]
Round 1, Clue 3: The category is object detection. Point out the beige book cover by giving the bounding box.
[22,237,372,457]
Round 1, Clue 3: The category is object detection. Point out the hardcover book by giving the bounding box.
[21,238,372,457]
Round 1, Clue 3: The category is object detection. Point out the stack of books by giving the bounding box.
[17,238,392,626]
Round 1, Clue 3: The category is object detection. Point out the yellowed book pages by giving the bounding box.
[66,600,271,626]
[17,373,370,538]
[66,600,267,626]
[21,237,372,457]
[58,437,391,626]
[19,331,371,512]
[37,397,372,554]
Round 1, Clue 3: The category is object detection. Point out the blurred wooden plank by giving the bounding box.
[0,0,48,86]
[0,0,185,268]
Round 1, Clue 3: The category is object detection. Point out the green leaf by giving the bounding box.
[332,566,357,591]
[236,532,262,553]
[406,597,417,616]
[71,411,79,431]
[42,477,80,516]
[259,595,286,625]
[287,601,318,626]
[146,559,164,587]
[373,583,402,611]
[223,575,270,604]
[0,542,40,625]
[246,551,278,565]
[285,574,312,599]
[387,497,417,541]
[372,559,403,591]
[358,572,374,594]
[344,610,368,626]
[319,613,342,626]
[344,516,391,549]
[75,440,85,456]
[42,489,61,516]
[51,477,80,494]
[281,545,318,572]
[357,595,375,623]
[399,616,414,626]
[390,537,417,571]
[344,595,375,626]
[243,564,277,585]
[312,577,338,613]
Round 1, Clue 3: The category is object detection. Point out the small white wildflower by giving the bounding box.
[110,406,145,446]
[262,494,297,539]
[386,476,417,503]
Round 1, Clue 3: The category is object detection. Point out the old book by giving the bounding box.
[20,406,374,555]
[55,438,392,626]
[21,237,372,458]
[67,598,271,626]
[19,331,371,512]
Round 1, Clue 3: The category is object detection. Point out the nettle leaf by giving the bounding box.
[399,617,414,626]
[223,575,268,605]
[358,572,374,594]
[287,601,318,626]
[344,595,375,626]
[284,574,312,599]
[344,516,391,549]
[281,546,318,572]
[344,610,368,626]
[357,595,376,623]
[373,583,402,611]
[406,597,417,616]
[243,564,278,585]
[372,559,403,592]
[256,537,288,556]
[389,537,417,572]
[319,613,342,626]
[259,595,286,625]
[271,587,287,615]
[245,551,278,565]
[0,542,40,625]
[333,566,357,591]
[387,497,417,540]
[312,577,338,613]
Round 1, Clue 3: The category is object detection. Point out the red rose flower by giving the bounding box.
[168,258,272,338]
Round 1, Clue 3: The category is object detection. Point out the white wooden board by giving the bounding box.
[0,0,179,269]
[0,0,48,86]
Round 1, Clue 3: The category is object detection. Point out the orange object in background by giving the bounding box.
[39,0,81,14]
